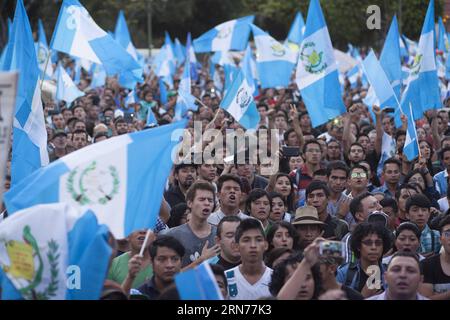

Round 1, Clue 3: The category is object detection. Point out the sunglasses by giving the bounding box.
[351,172,367,179]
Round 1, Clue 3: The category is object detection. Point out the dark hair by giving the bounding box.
[209,264,228,294]
[439,215,450,232]
[395,222,421,240]
[245,189,272,214]
[350,142,365,153]
[216,216,241,238]
[114,118,127,126]
[157,284,180,300]
[313,169,327,177]
[387,251,420,270]
[302,139,321,154]
[349,192,373,219]
[395,130,406,141]
[283,128,296,143]
[440,146,450,159]
[350,223,392,259]
[185,181,216,203]
[265,247,294,269]
[167,203,189,228]
[383,158,401,171]
[235,218,266,243]
[217,174,242,193]
[266,221,300,251]
[405,194,431,212]
[326,161,350,178]
[395,183,419,200]
[404,169,426,191]
[350,164,368,176]
[269,252,322,299]
[380,197,398,214]
[306,181,330,199]
[149,235,185,260]
[266,173,295,212]
[268,191,287,207]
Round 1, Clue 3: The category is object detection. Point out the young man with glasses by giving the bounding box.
[420,215,450,300]
[345,165,370,199]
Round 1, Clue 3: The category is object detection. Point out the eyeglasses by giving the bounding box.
[361,240,383,247]
[443,230,450,238]
[351,172,367,179]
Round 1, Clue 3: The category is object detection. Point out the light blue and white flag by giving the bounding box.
[187,33,199,81]
[438,17,449,54]
[194,16,254,53]
[0,203,112,300]
[403,35,418,57]
[223,64,240,96]
[346,64,361,89]
[90,63,106,88]
[159,77,168,105]
[35,19,54,80]
[404,104,419,161]
[50,0,143,89]
[241,45,257,95]
[285,12,306,52]
[174,38,186,66]
[220,69,260,130]
[400,0,441,121]
[251,24,296,89]
[380,15,403,100]
[295,0,346,128]
[56,63,84,105]
[0,19,13,70]
[114,10,140,62]
[399,34,409,60]
[2,0,49,186]
[4,120,187,239]
[361,50,400,111]
[164,31,177,70]
[175,261,223,300]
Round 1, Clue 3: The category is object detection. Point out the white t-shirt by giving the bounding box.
[225,265,273,300]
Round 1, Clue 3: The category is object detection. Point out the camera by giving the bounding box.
[319,240,346,263]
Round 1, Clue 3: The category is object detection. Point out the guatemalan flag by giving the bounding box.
[2,0,49,186]
[175,261,224,300]
[379,15,403,100]
[193,16,254,53]
[0,203,112,300]
[404,104,420,161]
[56,63,85,105]
[251,24,296,89]
[4,120,187,239]
[114,10,140,62]
[285,12,306,52]
[295,0,346,128]
[35,19,54,80]
[400,0,441,121]
[220,69,260,130]
[50,0,143,89]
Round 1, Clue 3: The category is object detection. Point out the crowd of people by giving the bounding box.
[2,48,450,301]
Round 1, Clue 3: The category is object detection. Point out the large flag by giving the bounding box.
[361,50,400,111]
[400,0,441,121]
[220,69,260,130]
[4,120,187,239]
[193,16,254,53]
[114,10,139,62]
[56,63,85,105]
[50,0,143,89]
[90,63,106,88]
[2,0,49,186]
[251,24,296,89]
[35,19,54,80]
[285,12,306,51]
[295,0,346,128]
[164,31,176,72]
[0,203,111,300]
[380,15,403,100]
[175,261,223,300]
[404,104,419,161]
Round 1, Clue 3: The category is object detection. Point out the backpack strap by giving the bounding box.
[344,263,358,287]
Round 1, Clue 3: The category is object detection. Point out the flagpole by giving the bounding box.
[40,49,52,91]
[139,228,153,257]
